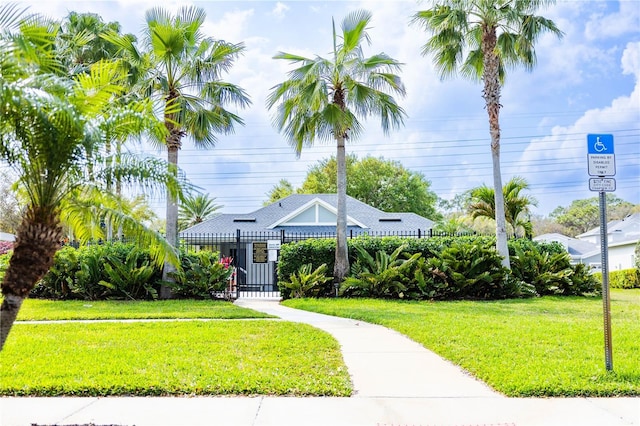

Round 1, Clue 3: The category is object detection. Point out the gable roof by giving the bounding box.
[533,233,598,256]
[180,194,435,235]
[266,197,368,229]
[577,213,640,239]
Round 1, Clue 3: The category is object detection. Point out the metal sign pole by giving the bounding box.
[599,190,613,371]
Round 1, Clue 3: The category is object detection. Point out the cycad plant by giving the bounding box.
[341,245,421,298]
[0,7,183,350]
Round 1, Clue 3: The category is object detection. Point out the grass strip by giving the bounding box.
[283,289,640,397]
[15,299,274,320]
[0,320,351,397]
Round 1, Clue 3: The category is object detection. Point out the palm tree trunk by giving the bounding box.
[334,135,350,285]
[1,208,63,350]
[482,25,510,269]
[161,141,180,299]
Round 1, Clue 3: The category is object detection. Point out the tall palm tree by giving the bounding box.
[413,0,563,268]
[0,8,183,350]
[469,176,538,238]
[267,9,406,283]
[104,7,250,293]
[179,193,221,231]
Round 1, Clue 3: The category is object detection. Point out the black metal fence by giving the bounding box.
[179,229,489,299]
[180,228,482,248]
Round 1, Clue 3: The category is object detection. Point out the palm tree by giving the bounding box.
[469,176,538,238]
[267,9,406,284]
[179,193,221,231]
[104,7,251,292]
[0,8,183,350]
[413,0,563,268]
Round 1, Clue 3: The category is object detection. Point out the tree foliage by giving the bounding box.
[178,193,221,231]
[413,0,563,269]
[267,155,441,220]
[550,195,638,237]
[267,9,406,283]
[469,176,537,238]
[264,179,295,206]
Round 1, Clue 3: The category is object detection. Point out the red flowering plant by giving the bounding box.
[0,241,14,256]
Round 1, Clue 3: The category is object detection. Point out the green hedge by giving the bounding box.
[278,236,598,300]
[594,269,640,289]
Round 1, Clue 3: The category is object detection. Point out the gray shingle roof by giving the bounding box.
[180,194,435,236]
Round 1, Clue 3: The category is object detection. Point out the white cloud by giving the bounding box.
[621,41,640,77]
[205,8,254,43]
[270,2,290,20]
[585,0,640,40]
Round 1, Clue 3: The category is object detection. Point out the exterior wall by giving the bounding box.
[608,243,636,271]
[580,242,637,271]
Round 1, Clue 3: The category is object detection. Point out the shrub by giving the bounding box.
[33,243,162,300]
[0,241,13,255]
[281,263,332,299]
[0,252,11,283]
[341,245,421,299]
[99,248,159,300]
[168,251,233,299]
[511,246,599,296]
[32,246,81,299]
[594,269,640,289]
[423,242,510,300]
[277,235,596,301]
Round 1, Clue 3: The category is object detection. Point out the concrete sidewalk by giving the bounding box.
[1,299,638,426]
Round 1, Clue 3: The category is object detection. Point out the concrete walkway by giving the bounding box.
[1,299,638,426]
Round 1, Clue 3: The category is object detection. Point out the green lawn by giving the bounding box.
[0,320,351,397]
[283,289,640,397]
[15,299,274,320]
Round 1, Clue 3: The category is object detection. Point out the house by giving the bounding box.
[180,194,435,293]
[534,213,640,271]
[0,232,15,242]
[532,233,599,265]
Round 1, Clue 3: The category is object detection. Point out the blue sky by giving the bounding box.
[15,0,640,218]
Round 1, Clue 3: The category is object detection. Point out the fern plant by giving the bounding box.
[282,263,331,299]
[341,245,421,298]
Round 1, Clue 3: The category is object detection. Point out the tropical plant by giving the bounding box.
[0,7,183,350]
[56,11,125,77]
[341,245,421,298]
[469,176,538,238]
[99,248,159,300]
[267,9,406,283]
[104,6,251,288]
[178,193,221,231]
[413,0,563,268]
[425,242,509,299]
[168,251,233,299]
[282,263,332,299]
[510,245,598,296]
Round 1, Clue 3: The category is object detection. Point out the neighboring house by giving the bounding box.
[180,194,435,292]
[0,232,16,242]
[535,213,640,271]
[533,233,598,265]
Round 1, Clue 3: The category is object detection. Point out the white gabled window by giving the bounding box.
[267,198,367,229]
